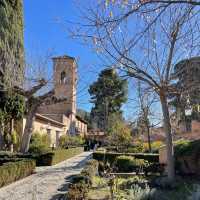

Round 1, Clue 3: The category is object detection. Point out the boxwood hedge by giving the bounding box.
[93,151,159,164]
[0,159,36,188]
[28,147,84,166]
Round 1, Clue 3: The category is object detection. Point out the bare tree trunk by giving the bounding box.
[146,123,152,153]
[20,107,36,153]
[160,93,175,182]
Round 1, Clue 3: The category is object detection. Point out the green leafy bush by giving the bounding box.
[67,159,99,199]
[114,156,148,172]
[81,159,99,181]
[174,139,200,175]
[107,118,132,151]
[126,141,164,153]
[67,182,89,200]
[29,132,51,154]
[174,139,198,157]
[59,135,84,148]
[0,159,35,188]
[11,130,18,145]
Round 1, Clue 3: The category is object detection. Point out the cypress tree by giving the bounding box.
[0,0,24,150]
[0,0,24,88]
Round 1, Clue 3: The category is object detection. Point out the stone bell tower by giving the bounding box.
[53,55,77,115]
[37,55,77,125]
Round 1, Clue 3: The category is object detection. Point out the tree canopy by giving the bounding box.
[89,68,127,131]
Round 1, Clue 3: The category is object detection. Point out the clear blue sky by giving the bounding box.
[23,0,142,120]
[24,0,102,111]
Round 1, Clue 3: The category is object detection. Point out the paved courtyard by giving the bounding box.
[0,152,92,200]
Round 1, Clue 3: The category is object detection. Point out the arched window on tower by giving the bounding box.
[60,71,66,84]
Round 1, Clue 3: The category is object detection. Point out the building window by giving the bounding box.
[60,71,66,84]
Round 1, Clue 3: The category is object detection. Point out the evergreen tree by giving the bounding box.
[0,0,24,150]
[0,0,24,88]
[89,68,127,131]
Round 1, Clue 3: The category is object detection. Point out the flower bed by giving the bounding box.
[0,159,36,188]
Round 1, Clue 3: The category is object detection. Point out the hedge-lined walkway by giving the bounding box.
[0,152,92,200]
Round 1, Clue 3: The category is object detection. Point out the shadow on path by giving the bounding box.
[49,154,91,200]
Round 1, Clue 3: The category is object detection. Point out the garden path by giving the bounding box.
[0,151,92,200]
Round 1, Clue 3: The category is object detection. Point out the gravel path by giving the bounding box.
[0,152,92,200]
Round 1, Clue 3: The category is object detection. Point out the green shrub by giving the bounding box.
[174,139,200,175]
[126,141,164,153]
[81,159,99,181]
[67,159,98,199]
[59,135,84,148]
[67,182,89,200]
[114,156,148,172]
[29,132,51,154]
[71,174,92,185]
[106,118,132,151]
[11,130,20,145]
[174,139,199,157]
[0,159,35,188]
[144,163,165,175]
[93,152,159,165]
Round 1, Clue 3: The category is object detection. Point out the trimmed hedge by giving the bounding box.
[93,151,159,164]
[114,156,148,173]
[175,139,200,157]
[174,139,200,175]
[32,147,84,166]
[0,159,36,188]
[0,147,84,166]
[51,147,84,165]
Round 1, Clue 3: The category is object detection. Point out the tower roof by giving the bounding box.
[52,55,75,60]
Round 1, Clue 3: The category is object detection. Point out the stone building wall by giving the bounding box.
[191,120,200,133]
[38,55,77,121]
[20,114,66,147]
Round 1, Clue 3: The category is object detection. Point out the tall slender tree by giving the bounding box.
[0,0,24,88]
[89,68,127,131]
[0,0,24,150]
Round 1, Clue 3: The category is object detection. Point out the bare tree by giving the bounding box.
[13,55,66,153]
[136,81,158,152]
[70,1,200,182]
